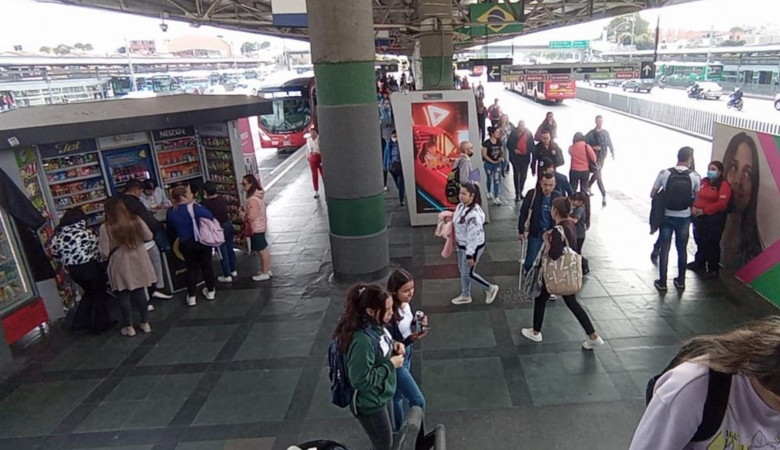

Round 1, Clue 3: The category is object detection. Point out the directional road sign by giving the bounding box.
[488,65,503,82]
[641,61,656,79]
[501,63,640,83]
[573,40,590,49]
[549,41,573,49]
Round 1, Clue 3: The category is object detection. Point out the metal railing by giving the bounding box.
[576,86,780,139]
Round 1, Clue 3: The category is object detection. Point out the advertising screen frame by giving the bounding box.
[391,90,488,226]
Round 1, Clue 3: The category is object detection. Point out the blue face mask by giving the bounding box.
[707,170,718,180]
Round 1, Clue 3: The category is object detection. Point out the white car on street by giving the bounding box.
[696,82,724,100]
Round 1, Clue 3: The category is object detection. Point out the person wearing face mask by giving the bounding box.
[688,161,732,279]
[383,130,406,206]
[452,141,481,186]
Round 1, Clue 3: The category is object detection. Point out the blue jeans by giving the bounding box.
[659,216,691,283]
[524,234,544,273]
[392,346,425,432]
[391,170,405,203]
[218,221,237,277]
[483,161,501,198]
[456,247,491,298]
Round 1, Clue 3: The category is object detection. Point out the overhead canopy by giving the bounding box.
[41,0,702,53]
[0,94,272,150]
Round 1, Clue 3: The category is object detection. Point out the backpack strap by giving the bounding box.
[691,369,732,442]
[362,327,383,357]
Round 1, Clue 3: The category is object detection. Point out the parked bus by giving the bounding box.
[256,77,316,151]
[656,61,724,83]
[508,80,576,103]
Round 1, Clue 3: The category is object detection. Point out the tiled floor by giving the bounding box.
[0,159,777,450]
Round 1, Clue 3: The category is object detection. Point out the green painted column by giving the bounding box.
[306,0,389,279]
[418,0,454,89]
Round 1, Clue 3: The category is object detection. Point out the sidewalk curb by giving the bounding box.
[264,146,307,191]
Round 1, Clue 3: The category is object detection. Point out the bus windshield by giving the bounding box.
[259,97,312,133]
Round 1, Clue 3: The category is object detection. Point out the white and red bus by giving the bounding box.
[507,79,576,103]
[257,77,317,151]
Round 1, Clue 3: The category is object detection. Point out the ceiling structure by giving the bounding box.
[40,0,702,52]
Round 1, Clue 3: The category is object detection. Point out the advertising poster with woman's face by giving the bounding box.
[712,125,780,296]
[411,102,470,214]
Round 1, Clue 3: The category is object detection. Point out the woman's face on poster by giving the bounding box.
[726,141,755,213]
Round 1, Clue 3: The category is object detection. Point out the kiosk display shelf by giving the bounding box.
[0,207,35,317]
[98,133,156,195]
[199,127,242,246]
[152,127,203,187]
[38,139,107,227]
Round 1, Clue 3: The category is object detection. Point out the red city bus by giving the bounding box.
[257,77,317,151]
[506,79,576,103]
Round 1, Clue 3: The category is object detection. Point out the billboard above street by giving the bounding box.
[500,63,641,83]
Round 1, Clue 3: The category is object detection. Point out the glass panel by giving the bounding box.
[259,98,312,133]
[0,208,33,315]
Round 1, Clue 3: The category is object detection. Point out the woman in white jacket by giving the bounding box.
[452,183,499,305]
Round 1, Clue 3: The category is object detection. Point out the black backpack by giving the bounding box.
[646,359,732,443]
[664,168,694,211]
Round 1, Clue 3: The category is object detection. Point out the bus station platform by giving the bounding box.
[0,157,775,450]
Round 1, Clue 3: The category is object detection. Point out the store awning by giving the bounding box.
[0,94,273,150]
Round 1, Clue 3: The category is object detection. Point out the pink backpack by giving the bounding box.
[187,203,225,247]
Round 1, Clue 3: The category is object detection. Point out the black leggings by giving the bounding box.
[117,287,148,327]
[179,239,216,297]
[570,170,590,194]
[533,284,595,335]
[68,260,112,333]
[588,151,608,196]
[692,213,727,272]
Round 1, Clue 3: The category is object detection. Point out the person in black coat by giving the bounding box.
[506,120,535,202]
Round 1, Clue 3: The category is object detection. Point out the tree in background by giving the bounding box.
[54,44,72,55]
[260,41,271,49]
[607,13,650,46]
[84,44,94,51]
[39,46,52,53]
[74,43,85,50]
[241,41,259,54]
[720,40,746,47]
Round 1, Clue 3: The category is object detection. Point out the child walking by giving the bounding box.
[451,183,500,305]
[333,284,404,450]
[570,192,590,275]
[386,269,427,431]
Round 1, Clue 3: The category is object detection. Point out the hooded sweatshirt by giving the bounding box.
[453,202,486,258]
[245,190,267,234]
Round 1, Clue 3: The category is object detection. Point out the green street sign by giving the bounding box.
[549,41,573,49]
[573,40,590,48]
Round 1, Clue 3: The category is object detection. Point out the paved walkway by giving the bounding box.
[0,156,776,450]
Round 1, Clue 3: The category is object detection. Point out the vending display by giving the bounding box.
[0,207,35,316]
[38,140,107,227]
[152,127,203,187]
[102,145,155,194]
[200,129,242,246]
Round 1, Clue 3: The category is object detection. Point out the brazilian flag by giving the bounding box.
[464,2,524,37]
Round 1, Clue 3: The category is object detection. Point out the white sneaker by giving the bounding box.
[121,326,136,337]
[147,304,155,312]
[487,192,494,200]
[152,291,173,300]
[252,272,272,282]
[186,296,197,307]
[548,294,558,301]
[493,198,502,205]
[486,284,499,304]
[451,295,473,305]
[202,288,216,300]
[139,323,152,333]
[217,276,233,283]
[384,186,388,191]
[582,336,605,350]
[521,328,543,343]
[230,271,238,277]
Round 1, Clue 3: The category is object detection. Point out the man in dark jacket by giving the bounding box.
[122,179,172,300]
[533,130,564,174]
[518,172,557,273]
[537,157,573,199]
[586,115,615,206]
[506,120,535,202]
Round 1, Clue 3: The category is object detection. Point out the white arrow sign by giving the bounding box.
[643,65,653,75]
[489,66,500,79]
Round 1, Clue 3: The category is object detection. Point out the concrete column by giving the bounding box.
[418,0,454,89]
[306,0,389,279]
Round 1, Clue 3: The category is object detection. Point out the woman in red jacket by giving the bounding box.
[689,161,732,278]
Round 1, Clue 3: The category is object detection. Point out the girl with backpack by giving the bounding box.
[630,316,780,449]
[451,183,500,306]
[240,175,272,282]
[386,269,427,431]
[520,197,604,350]
[167,185,217,307]
[688,161,732,279]
[333,284,405,450]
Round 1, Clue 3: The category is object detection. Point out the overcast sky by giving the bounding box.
[1,0,779,54]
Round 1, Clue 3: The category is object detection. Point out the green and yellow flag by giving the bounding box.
[465,2,524,37]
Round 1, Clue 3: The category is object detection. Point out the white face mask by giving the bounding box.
[391,137,398,143]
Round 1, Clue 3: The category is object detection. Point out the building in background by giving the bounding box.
[129,40,156,54]
[165,35,233,58]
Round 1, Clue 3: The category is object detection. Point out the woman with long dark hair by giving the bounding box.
[630,316,780,449]
[98,198,156,337]
[721,132,764,271]
[333,284,404,450]
[452,182,499,305]
[386,269,426,431]
[166,185,217,306]
[688,161,732,278]
[240,174,272,281]
[52,208,112,334]
[568,132,597,194]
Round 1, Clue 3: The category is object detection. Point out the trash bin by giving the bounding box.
[289,440,350,450]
